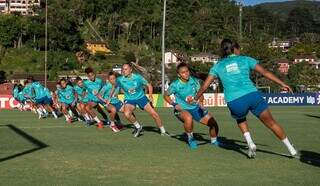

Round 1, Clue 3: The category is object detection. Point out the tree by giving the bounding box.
[288,62,320,92]
[286,7,315,37]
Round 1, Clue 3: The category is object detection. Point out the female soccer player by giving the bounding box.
[163,62,219,149]
[113,62,169,137]
[193,39,297,157]
[83,67,109,128]
[98,71,127,133]
[57,78,78,123]
[74,77,93,126]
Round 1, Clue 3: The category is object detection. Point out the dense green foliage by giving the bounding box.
[0,0,319,91]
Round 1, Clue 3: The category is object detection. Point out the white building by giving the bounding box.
[0,0,9,13]
[190,53,220,64]
[268,39,291,52]
[165,51,179,65]
[293,55,317,64]
[0,0,40,15]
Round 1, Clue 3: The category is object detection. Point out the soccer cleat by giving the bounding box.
[161,131,171,137]
[247,142,257,158]
[188,138,198,149]
[211,139,222,147]
[85,120,91,127]
[110,125,120,133]
[97,122,104,129]
[133,126,143,137]
[38,113,46,119]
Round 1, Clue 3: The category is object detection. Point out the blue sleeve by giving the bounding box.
[116,77,122,89]
[167,82,176,95]
[193,77,201,91]
[209,65,218,77]
[99,85,107,96]
[245,56,258,70]
[137,74,148,85]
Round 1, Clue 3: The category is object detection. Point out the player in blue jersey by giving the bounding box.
[27,77,58,119]
[22,79,44,117]
[194,39,297,157]
[114,62,169,137]
[98,71,133,133]
[74,77,94,126]
[163,62,220,149]
[83,67,109,128]
[57,78,78,123]
[12,84,26,111]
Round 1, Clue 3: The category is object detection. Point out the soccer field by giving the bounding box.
[0,107,319,185]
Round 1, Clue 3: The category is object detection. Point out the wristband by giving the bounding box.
[171,102,177,107]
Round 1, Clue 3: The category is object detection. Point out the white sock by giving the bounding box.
[211,137,217,144]
[68,110,74,117]
[133,121,141,129]
[84,114,91,121]
[52,111,58,119]
[282,137,297,155]
[110,120,115,126]
[187,132,193,140]
[42,108,48,114]
[159,126,166,133]
[94,116,101,123]
[64,114,70,121]
[36,108,42,115]
[243,132,254,145]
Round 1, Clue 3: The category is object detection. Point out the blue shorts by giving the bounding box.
[227,91,268,120]
[111,101,123,112]
[174,105,209,123]
[124,96,149,110]
[35,96,52,105]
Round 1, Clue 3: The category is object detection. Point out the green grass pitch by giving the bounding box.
[0,106,319,185]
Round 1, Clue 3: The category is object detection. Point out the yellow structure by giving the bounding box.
[86,41,112,55]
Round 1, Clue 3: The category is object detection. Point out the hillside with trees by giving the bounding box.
[0,0,319,92]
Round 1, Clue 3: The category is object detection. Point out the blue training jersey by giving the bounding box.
[74,85,89,102]
[116,73,148,100]
[31,82,47,99]
[209,54,258,102]
[44,87,52,99]
[57,85,75,104]
[167,76,201,110]
[83,78,104,102]
[99,81,121,104]
[22,84,34,100]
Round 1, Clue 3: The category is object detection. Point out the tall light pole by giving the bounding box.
[239,1,243,41]
[161,0,166,95]
[44,0,48,87]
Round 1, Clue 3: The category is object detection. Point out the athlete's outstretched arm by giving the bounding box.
[254,64,293,93]
[194,75,215,101]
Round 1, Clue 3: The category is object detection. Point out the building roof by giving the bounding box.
[276,59,291,64]
[191,52,219,58]
[7,73,45,81]
[293,55,317,60]
[86,41,107,45]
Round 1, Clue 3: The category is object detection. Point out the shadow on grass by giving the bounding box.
[167,132,293,159]
[304,114,320,119]
[299,150,320,168]
[0,124,48,163]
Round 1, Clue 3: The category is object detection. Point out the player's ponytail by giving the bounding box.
[221,39,233,58]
